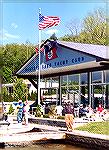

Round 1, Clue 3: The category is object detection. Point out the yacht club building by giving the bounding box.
[15,39,109,109]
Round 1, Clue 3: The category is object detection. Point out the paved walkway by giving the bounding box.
[0,116,109,149]
[0,121,85,135]
[0,115,88,135]
[1,114,104,135]
[0,117,66,145]
[0,115,109,149]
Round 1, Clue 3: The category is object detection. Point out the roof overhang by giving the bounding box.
[16,60,109,79]
[15,40,109,79]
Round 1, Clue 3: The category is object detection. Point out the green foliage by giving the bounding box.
[60,8,108,46]
[81,9,107,45]
[28,91,37,101]
[2,78,29,102]
[2,43,35,84]
[35,104,42,117]
[2,86,14,102]
[43,114,50,118]
[57,116,65,120]
[2,86,8,102]
[62,88,67,94]
[3,66,13,83]
[13,78,27,102]
[48,105,56,116]
[0,47,4,77]
[69,81,79,85]
[49,33,58,40]
[94,89,102,94]
[8,104,14,114]
[43,89,56,96]
[43,89,56,95]
[43,91,49,95]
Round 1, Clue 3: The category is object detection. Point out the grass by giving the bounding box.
[76,121,109,135]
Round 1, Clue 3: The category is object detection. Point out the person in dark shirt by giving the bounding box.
[79,104,88,118]
[64,101,74,131]
[45,104,50,114]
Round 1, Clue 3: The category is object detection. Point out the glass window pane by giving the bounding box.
[105,70,109,83]
[81,73,87,84]
[92,71,102,83]
[61,75,68,86]
[68,74,79,85]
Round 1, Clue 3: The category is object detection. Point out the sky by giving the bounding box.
[0,0,107,45]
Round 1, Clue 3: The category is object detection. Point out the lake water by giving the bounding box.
[4,144,90,150]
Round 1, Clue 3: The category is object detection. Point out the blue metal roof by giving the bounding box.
[15,40,109,78]
[58,41,109,59]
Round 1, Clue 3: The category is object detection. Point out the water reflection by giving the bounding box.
[4,144,89,150]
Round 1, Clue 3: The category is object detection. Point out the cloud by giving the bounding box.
[45,29,59,35]
[11,23,18,29]
[0,29,20,41]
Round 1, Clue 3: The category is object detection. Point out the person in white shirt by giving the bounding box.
[55,105,63,116]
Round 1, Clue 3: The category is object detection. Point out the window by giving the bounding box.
[92,71,102,83]
[81,73,88,84]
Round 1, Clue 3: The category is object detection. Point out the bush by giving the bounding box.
[48,105,56,116]
[57,116,65,120]
[35,104,42,117]
[43,114,50,118]
[8,104,14,114]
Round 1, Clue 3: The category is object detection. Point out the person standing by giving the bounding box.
[55,105,63,116]
[23,100,30,125]
[97,104,104,118]
[64,101,74,131]
[17,100,23,126]
[74,103,79,118]
[3,103,8,121]
[45,104,50,114]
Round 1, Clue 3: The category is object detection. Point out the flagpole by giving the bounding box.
[37,10,60,105]
[38,8,41,105]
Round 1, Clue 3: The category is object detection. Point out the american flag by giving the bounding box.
[39,13,60,30]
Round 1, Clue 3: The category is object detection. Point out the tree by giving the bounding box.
[0,46,4,76]
[82,8,107,45]
[2,66,13,83]
[2,86,13,102]
[2,86,8,102]
[49,33,58,40]
[60,8,108,45]
[2,43,35,84]
[66,18,81,36]
[0,46,3,102]
[13,78,27,102]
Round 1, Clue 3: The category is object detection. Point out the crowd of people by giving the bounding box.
[40,101,109,130]
[2,99,109,131]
